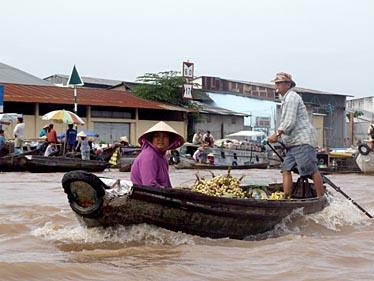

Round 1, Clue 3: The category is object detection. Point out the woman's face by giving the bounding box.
[152,131,170,151]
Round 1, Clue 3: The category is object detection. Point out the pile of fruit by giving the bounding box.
[268,191,287,200]
[192,170,247,199]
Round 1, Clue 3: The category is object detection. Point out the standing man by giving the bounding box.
[13,117,25,154]
[65,124,77,153]
[268,72,324,197]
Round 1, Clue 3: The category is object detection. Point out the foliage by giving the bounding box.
[132,71,197,108]
[346,111,364,119]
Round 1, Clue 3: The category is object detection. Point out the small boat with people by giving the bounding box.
[173,130,271,169]
[61,169,329,239]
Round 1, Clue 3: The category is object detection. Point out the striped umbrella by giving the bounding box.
[41,109,85,125]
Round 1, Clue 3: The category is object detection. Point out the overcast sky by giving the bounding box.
[1,0,373,98]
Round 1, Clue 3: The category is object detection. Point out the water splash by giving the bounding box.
[32,222,195,246]
[306,194,372,232]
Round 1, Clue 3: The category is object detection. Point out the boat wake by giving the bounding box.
[32,222,196,250]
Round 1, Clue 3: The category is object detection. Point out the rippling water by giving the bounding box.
[0,168,373,280]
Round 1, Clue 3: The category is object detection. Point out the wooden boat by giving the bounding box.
[175,142,270,169]
[0,149,43,172]
[356,143,374,173]
[23,155,109,173]
[61,170,328,239]
[174,156,268,170]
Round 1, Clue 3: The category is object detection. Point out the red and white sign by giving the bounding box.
[256,116,271,127]
[182,61,194,78]
[182,83,193,99]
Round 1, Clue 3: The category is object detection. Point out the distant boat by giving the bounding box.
[22,155,109,173]
[173,141,269,169]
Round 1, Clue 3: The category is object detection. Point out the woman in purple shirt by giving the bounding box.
[130,121,184,188]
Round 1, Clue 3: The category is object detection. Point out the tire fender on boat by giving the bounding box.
[169,150,180,164]
[358,144,371,156]
[62,170,106,216]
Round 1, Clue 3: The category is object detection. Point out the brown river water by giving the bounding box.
[0,168,373,281]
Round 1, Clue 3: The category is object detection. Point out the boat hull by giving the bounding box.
[62,170,328,239]
[24,155,109,173]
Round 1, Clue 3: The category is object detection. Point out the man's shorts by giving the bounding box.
[281,144,318,176]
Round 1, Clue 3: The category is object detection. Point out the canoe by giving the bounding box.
[61,170,328,239]
[23,155,109,173]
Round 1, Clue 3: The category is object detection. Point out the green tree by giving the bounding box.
[133,71,195,107]
[346,111,364,119]
[132,71,203,140]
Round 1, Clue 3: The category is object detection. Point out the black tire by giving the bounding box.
[169,154,180,164]
[62,170,106,216]
[358,144,371,156]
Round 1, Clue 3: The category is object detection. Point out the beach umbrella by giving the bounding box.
[0,113,18,125]
[41,109,85,125]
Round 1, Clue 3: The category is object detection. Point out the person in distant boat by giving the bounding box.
[44,142,58,157]
[47,124,58,144]
[0,129,9,157]
[130,121,184,188]
[75,131,91,160]
[65,124,77,153]
[207,152,215,165]
[367,123,374,150]
[202,130,214,147]
[192,131,203,145]
[13,117,25,154]
[119,136,131,156]
[193,147,206,163]
[267,72,324,197]
[39,124,49,138]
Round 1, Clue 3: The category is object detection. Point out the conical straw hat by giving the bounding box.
[77,131,87,137]
[120,136,129,142]
[138,121,185,149]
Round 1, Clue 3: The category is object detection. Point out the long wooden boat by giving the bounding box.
[174,158,269,170]
[23,155,109,173]
[0,149,42,172]
[61,170,328,239]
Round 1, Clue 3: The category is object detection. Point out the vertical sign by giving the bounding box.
[182,83,193,100]
[0,85,4,113]
[182,61,194,99]
[182,61,194,78]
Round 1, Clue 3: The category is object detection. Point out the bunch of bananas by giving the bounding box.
[268,191,287,200]
[192,171,246,199]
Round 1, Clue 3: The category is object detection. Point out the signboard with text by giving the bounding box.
[182,83,193,99]
[182,61,194,78]
[256,116,271,127]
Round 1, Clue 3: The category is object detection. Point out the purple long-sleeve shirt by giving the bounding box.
[130,139,175,188]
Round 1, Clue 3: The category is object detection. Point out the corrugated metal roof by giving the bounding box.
[44,74,123,87]
[0,62,53,86]
[3,83,190,112]
[197,76,352,97]
[192,101,249,117]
